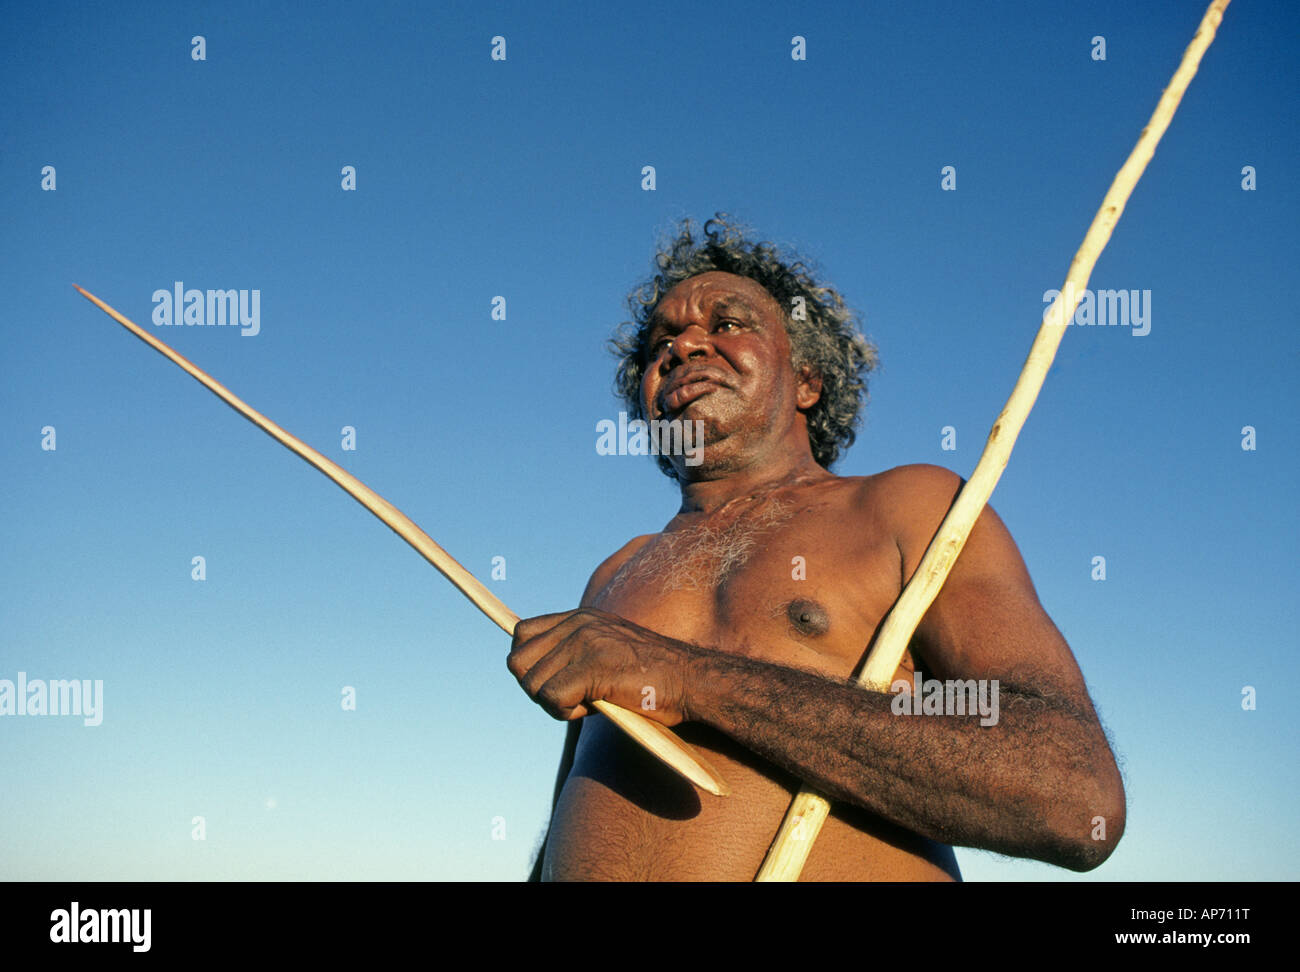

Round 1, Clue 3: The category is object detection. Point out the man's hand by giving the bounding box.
[507,608,695,726]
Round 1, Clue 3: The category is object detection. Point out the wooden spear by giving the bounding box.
[74,284,730,798]
[755,0,1230,881]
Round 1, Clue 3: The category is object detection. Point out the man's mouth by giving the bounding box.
[661,377,720,413]
[657,368,729,415]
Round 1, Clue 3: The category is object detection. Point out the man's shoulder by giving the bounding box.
[868,462,964,497]
[835,463,964,515]
[828,464,966,551]
[857,463,1031,584]
[580,533,657,605]
[602,532,658,571]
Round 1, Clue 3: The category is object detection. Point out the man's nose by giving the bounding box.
[668,324,713,363]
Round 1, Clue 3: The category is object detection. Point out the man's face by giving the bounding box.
[641,272,820,471]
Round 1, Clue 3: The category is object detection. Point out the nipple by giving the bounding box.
[787,598,830,636]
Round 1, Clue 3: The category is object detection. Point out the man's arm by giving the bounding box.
[686,464,1125,870]
[684,651,1122,870]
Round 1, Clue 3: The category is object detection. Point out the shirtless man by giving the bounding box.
[510,217,1126,881]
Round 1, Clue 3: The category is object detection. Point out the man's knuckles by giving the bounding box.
[520,654,569,697]
[510,607,610,652]
[535,669,592,717]
[510,611,565,648]
[506,642,547,681]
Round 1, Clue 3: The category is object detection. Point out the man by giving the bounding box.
[510,216,1126,881]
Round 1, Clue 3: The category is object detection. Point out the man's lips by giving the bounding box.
[658,370,729,414]
[663,378,720,412]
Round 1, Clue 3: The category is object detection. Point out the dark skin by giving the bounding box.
[512,271,1126,881]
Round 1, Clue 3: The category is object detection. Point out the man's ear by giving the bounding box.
[796,365,822,410]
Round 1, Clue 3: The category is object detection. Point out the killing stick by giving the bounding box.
[755,0,1231,880]
[74,284,730,798]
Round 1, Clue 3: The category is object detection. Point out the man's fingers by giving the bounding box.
[534,666,594,721]
[518,638,580,699]
[507,608,650,721]
[507,610,581,678]
[510,610,578,648]
[508,607,613,677]
[514,624,621,720]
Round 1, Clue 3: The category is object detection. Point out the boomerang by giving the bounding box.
[73,284,729,797]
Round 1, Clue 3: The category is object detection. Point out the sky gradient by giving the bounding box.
[2,0,1297,881]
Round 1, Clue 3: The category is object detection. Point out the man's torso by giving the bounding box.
[542,470,962,881]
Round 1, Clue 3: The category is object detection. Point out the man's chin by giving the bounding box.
[667,420,733,478]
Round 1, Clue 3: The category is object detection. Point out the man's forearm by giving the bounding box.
[682,647,1124,870]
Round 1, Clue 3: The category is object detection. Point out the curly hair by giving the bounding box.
[610,214,879,480]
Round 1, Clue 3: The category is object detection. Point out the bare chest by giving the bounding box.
[591,498,906,680]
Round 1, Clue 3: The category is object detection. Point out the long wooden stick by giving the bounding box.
[74,284,730,797]
[755,0,1230,881]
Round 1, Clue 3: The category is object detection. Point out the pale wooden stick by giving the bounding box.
[74,284,730,797]
[756,0,1230,881]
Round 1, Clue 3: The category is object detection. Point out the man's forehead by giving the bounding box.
[649,273,780,330]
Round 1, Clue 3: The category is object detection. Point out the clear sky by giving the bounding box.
[2,0,1296,881]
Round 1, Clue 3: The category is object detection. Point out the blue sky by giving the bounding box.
[2,0,1296,881]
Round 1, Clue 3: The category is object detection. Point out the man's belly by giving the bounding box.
[543,714,962,882]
